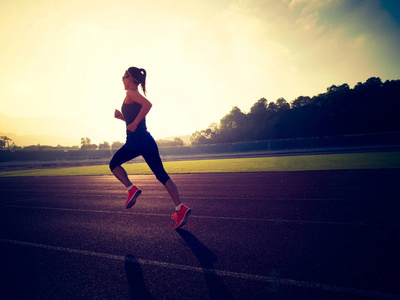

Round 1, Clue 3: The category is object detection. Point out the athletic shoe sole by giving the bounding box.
[126,189,142,209]
[176,208,191,229]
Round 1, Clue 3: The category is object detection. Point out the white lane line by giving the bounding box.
[0,238,397,299]
[0,194,66,205]
[2,204,399,228]
[2,194,395,203]
[181,196,396,203]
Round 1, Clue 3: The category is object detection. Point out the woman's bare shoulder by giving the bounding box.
[125,89,150,105]
[125,89,140,102]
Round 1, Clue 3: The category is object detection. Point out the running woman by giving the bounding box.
[109,67,191,229]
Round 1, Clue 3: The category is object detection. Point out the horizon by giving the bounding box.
[1,0,399,146]
[1,75,399,147]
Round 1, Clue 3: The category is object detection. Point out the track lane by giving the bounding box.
[1,170,399,299]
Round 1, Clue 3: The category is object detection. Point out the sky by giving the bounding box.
[1,0,399,146]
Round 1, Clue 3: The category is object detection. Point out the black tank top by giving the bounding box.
[121,101,147,132]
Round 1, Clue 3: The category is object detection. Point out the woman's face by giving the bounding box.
[122,72,131,90]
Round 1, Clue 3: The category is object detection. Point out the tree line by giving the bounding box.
[190,77,400,145]
[0,136,15,150]
[2,76,398,151]
[0,136,185,151]
[78,137,184,150]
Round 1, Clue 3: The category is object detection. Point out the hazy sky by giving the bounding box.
[1,0,399,145]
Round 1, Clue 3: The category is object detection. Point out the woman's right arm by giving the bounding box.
[114,109,125,121]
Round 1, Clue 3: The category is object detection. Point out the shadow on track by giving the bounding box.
[176,229,234,300]
[125,254,154,300]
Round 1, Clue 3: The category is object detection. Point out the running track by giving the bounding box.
[0,170,399,299]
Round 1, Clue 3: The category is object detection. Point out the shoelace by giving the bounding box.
[171,212,177,220]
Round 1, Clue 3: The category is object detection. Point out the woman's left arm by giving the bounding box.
[126,90,153,133]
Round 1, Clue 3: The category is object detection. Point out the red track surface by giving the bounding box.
[1,170,399,299]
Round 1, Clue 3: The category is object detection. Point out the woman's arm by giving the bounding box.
[125,89,152,133]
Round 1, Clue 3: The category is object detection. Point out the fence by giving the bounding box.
[184,131,400,155]
[1,132,399,169]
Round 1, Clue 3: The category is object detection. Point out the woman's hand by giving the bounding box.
[114,109,124,120]
[127,122,138,133]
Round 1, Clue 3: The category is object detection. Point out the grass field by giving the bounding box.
[0,151,399,177]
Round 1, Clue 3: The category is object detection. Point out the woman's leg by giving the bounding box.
[109,146,139,188]
[110,146,143,209]
[164,178,181,207]
[142,150,181,206]
[112,166,132,188]
[143,149,191,228]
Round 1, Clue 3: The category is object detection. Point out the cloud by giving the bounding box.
[238,0,399,85]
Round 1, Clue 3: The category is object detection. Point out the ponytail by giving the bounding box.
[127,67,147,96]
[140,68,146,96]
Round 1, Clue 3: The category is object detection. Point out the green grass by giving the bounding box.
[0,151,399,177]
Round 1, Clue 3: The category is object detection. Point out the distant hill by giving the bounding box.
[163,135,191,145]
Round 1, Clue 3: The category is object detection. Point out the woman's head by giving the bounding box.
[123,67,147,95]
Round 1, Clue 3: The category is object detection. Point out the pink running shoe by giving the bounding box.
[125,186,141,209]
[171,205,191,229]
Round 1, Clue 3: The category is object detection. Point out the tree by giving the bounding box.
[0,137,6,149]
[291,96,311,109]
[80,137,97,150]
[267,102,278,113]
[220,106,246,130]
[249,98,268,115]
[326,83,350,95]
[190,131,203,145]
[173,137,184,147]
[81,137,90,149]
[111,141,124,150]
[276,98,290,111]
[219,106,247,142]
[247,98,269,140]
[364,77,382,88]
[156,138,185,147]
[0,136,12,149]
[99,141,111,150]
[189,76,400,143]
[190,123,219,145]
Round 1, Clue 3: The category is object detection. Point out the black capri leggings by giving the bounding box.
[109,146,170,185]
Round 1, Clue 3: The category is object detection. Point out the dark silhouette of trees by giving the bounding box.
[191,77,400,145]
[80,137,98,150]
[111,141,124,150]
[4,76,398,151]
[98,141,110,150]
[190,123,219,145]
[156,137,185,147]
[291,96,311,109]
[219,106,247,143]
[0,136,13,149]
[247,98,269,141]
[0,136,18,150]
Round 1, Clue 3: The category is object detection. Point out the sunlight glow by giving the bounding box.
[0,0,399,146]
